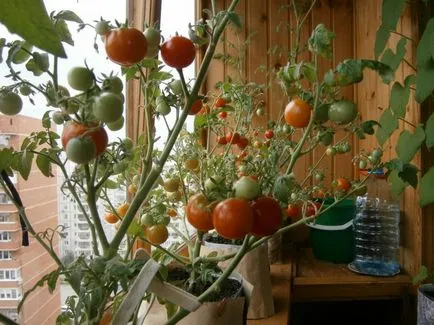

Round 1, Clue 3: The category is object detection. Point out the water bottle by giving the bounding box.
[349,169,400,276]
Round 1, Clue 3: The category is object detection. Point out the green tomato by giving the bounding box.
[238,165,248,173]
[169,80,183,95]
[328,100,358,125]
[282,125,292,134]
[52,111,66,125]
[144,27,161,47]
[156,100,171,116]
[325,147,336,156]
[67,67,94,91]
[371,148,383,159]
[160,216,170,226]
[314,172,324,181]
[0,92,23,116]
[314,104,329,124]
[256,108,265,117]
[113,161,128,174]
[338,142,351,153]
[141,214,155,227]
[145,45,160,58]
[95,20,111,36]
[273,175,296,204]
[234,176,260,200]
[107,116,124,131]
[320,132,333,146]
[204,176,224,193]
[359,159,367,169]
[19,85,32,96]
[62,100,80,114]
[66,137,96,164]
[103,76,124,94]
[93,92,123,123]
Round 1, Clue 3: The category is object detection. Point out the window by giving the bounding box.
[0,251,12,260]
[0,288,22,300]
[0,214,10,222]
[0,232,11,242]
[0,269,21,281]
[0,193,12,204]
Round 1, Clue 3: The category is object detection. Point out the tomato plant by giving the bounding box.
[250,196,282,237]
[214,97,226,108]
[264,130,274,139]
[0,92,23,115]
[237,136,248,149]
[146,224,169,245]
[66,137,96,164]
[105,27,148,66]
[218,111,227,119]
[161,35,196,69]
[61,121,108,155]
[93,92,124,123]
[225,132,241,145]
[306,202,321,217]
[328,100,358,125]
[212,198,253,239]
[116,203,129,218]
[163,177,180,192]
[286,204,300,218]
[284,98,312,128]
[217,136,228,145]
[334,177,351,192]
[185,194,214,231]
[234,176,260,200]
[104,212,118,224]
[188,99,202,115]
[67,67,94,91]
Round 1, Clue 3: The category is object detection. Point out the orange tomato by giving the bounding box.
[284,98,312,128]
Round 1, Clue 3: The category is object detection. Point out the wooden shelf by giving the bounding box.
[292,248,412,302]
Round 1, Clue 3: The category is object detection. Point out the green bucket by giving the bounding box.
[308,199,356,263]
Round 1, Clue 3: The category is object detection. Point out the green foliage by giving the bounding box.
[420,167,434,207]
[415,59,434,103]
[381,38,407,72]
[0,0,66,57]
[376,108,398,146]
[413,265,429,285]
[396,126,426,164]
[426,113,434,149]
[308,24,335,60]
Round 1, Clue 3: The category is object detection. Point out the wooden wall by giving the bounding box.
[198,0,426,277]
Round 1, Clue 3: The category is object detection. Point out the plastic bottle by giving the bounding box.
[349,169,400,276]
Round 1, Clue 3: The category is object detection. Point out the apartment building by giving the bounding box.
[0,115,60,324]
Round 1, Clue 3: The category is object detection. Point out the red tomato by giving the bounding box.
[105,27,148,66]
[237,136,249,149]
[161,36,196,69]
[61,121,108,155]
[286,204,300,218]
[186,194,214,231]
[264,130,274,139]
[218,111,227,119]
[335,177,351,192]
[217,136,228,145]
[225,132,241,145]
[214,97,226,108]
[306,202,321,217]
[250,196,282,237]
[284,98,312,128]
[212,198,253,239]
[188,99,202,115]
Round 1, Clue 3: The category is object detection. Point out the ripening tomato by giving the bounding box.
[217,136,228,145]
[284,98,312,128]
[105,27,148,66]
[146,224,169,245]
[286,204,300,218]
[128,184,137,195]
[167,208,177,218]
[334,177,351,192]
[161,35,196,69]
[116,203,129,218]
[188,99,202,115]
[100,309,113,325]
[250,196,282,237]
[214,97,226,108]
[104,212,118,224]
[306,202,321,217]
[225,132,241,145]
[186,194,214,231]
[61,121,108,155]
[218,111,227,119]
[264,130,274,139]
[212,198,253,239]
[163,177,180,192]
[237,136,249,149]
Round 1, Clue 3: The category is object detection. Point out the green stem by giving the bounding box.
[166,235,250,325]
[107,0,240,257]
[188,231,204,291]
[84,164,109,252]
[141,238,189,265]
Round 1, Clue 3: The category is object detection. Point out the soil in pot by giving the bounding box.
[191,277,243,302]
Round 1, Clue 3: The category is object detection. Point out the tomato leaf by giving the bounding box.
[0,0,66,57]
[20,151,34,180]
[53,10,83,24]
[376,108,398,146]
[398,163,419,189]
[227,12,242,28]
[308,24,335,60]
[426,112,434,149]
[36,154,51,177]
[374,26,390,59]
[389,81,410,118]
[9,41,33,64]
[54,19,74,46]
[415,59,434,103]
[380,0,406,30]
[381,37,407,72]
[361,120,380,135]
[149,70,172,81]
[104,179,119,189]
[420,167,434,207]
[194,114,207,132]
[127,218,144,237]
[25,52,49,76]
[416,18,434,68]
[42,111,51,129]
[388,169,408,197]
[0,148,13,171]
[361,59,394,84]
[396,125,425,164]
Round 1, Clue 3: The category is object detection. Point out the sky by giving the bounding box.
[0,0,195,144]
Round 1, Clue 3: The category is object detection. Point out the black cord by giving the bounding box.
[1,170,29,246]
